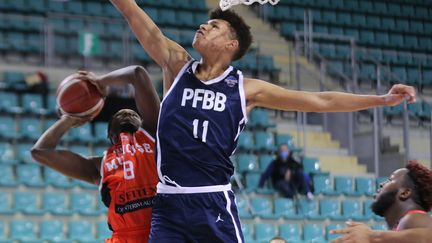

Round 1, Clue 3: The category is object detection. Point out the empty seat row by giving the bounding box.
[0,219,110,242]
[313,174,381,197]
[0,191,105,216]
[235,154,320,174]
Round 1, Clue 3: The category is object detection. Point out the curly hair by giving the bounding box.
[405,160,432,211]
[209,8,253,61]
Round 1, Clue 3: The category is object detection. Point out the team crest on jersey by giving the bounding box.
[225,76,238,87]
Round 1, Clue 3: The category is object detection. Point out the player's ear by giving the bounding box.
[225,39,239,52]
[399,187,413,201]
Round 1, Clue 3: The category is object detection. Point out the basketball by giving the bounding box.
[56,73,104,117]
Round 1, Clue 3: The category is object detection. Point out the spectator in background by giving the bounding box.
[259,144,314,200]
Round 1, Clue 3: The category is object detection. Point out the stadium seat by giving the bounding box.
[245,172,262,193]
[68,220,97,242]
[10,220,37,242]
[84,2,103,16]
[69,145,90,157]
[335,176,361,196]
[44,167,72,188]
[302,157,320,174]
[274,198,302,219]
[237,131,255,151]
[43,192,71,216]
[0,221,6,242]
[0,142,18,164]
[241,224,254,242]
[40,220,67,242]
[158,9,176,26]
[69,123,94,142]
[96,221,112,241]
[237,154,259,173]
[355,177,376,196]
[275,134,301,152]
[0,165,18,187]
[363,200,375,220]
[249,108,275,128]
[94,122,109,143]
[21,93,46,115]
[16,163,45,187]
[71,192,99,216]
[236,195,252,219]
[258,154,274,172]
[303,223,326,243]
[313,174,337,196]
[13,191,44,215]
[19,117,42,140]
[371,224,388,230]
[255,223,277,243]
[251,197,276,219]
[279,223,302,242]
[3,71,27,90]
[320,199,343,220]
[254,131,276,152]
[342,200,368,221]
[299,198,325,220]
[327,224,345,241]
[0,192,14,214]
[16,143,35,163]
[0,116,20,139]
[0,92,21,113]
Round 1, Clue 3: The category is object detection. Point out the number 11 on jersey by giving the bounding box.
[193,119,209,143]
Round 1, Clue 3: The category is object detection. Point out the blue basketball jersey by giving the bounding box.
[156,60,247,187]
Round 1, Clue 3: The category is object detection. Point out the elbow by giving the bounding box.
[30,147,47,165]
[133,66,152,85]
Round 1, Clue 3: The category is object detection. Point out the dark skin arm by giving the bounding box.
[78,65,160,136]
[31,115,102,185]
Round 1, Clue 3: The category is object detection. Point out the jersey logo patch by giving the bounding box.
[225,75,238,87]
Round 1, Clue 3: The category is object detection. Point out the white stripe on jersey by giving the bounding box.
[224,191,243,243]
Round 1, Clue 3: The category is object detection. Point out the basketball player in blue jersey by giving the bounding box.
[111,1,417,242]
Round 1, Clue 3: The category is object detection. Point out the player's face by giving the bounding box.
[108,109,142,142]
[192,19,237,56]
[371,168,407,216]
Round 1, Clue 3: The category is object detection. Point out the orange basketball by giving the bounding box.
[56,73,104,117]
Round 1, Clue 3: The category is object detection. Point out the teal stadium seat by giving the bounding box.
[326,224,344,241]
[0,142,18,164]
[70,123,94,143]
[303,223,326,243]
[241,224,254,242]
[363,200,375,220]
[43,192,71,216]
[16,143,36,163]
[22,93,46,114]
[254,131,276,152]
[237,154,259,173]
[94,122,109,143]
[71,192,99,216]
[302,157,320,174]
[96,221,112,241]
[320,199,343,220]
[279,223,302,242]
[13,191,44,215]
[275,134,301,151]
[237,131,255,151]
[342,200,368,221]
[255,223,277,243]
[16,163,45,187]
[44,167,72,188]
[0,92,21,113]
[19,117,42,140]
[68,220,96,242]
[335,176,361,196]
[66,1,84,15]
[84,2,103,16]
[245,172,261,192]
[0,116,19,139]
[177,11,196,28]
[0,165,18,187]
[103,3,122,18]
[159,9,176,26]
[48,0,66,12]
[3,71,26,90]
[28,0,45,14]
[313,174,337,196]
[299,198,325,220]
[274,198,302,219]
[258,155,274,172]
[251,197,276,219]
[0,192,14,215]
[40,220,67,242]
[355,177,376,196]
[10,220,37,242]
[235,195,252,219]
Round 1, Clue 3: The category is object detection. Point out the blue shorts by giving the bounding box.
[149,190,244,243]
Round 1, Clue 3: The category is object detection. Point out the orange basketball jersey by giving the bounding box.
[100,128,158,242]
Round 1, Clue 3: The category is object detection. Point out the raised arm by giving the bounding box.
[110,0,190,92]
[245,79,416,112]
[31,116,102,185]
[78,66,160,135]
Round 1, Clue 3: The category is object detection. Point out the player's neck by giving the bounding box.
[195,58,231,81]
[384,202,421,229]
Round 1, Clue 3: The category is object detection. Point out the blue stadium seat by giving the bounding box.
[21,93,46,115]
[16,143,35,163]
[335,176,361,196]
[84,2,103,16]
[96,221,112,241]
[94,122,109,143]
[299,199,325,220]
[236,194,252,219]
[0,221,5,242]
[320,199,343,220]
[258,155,274,173]
[302,157,320,174]
[43,192,71,216]
[249,108,275,128]
[0,92,21,113]
[10,220,37,242]
[342,200,368,221]
[13,191,44,215]
[255,223,277,243]
[0,116,20,139]
[46,94,58,115]
[19,117,42,140]
[241,224,254,242]
[237,131,255,151]
[0,192,14,215]
[0,142,17,164]
[245,172,261,192]
[303,223,326,243]
[16,163,45,187]
[71,192,99,216]
[254,131,276,152]
[355,177,376,196]
[40,220,67,242]
[274,198,302,219]
[313,174,337,196]
[237,154,259,173]
[3,71,27,90]
[251,197,276,219]
[0,165,18,187]
[279,223,302,242]
[158,9,177,26]
[68,220,96,242]
[275,134,302,152]
[69,123,94,142]
[44,167,72,188]
[327,223,345,241]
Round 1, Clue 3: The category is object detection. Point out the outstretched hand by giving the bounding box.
[330,221,373,243]
[76,70,108,97]
[382,84,416,106]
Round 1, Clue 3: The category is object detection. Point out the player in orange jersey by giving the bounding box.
[31,66,160,243]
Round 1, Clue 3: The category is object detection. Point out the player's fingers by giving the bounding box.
[345,221,363,227]
[330,228,351,235]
